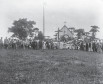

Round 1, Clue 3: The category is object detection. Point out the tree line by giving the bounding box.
[8,18,100,41]
[60,25,99,42]
[8,18,44,40]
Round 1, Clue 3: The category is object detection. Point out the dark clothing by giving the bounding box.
[31,41,37,50]
[46,41,49,49]
[39,41,42,49]
[86,43,88,51]
[89,43,91,48]
[92,43,96,52]
[102,44,103,51]
[80,42,84,50]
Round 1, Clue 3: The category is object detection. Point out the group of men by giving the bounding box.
[0,37,57,50]
[0,37,103,53]
[77,40,103,53]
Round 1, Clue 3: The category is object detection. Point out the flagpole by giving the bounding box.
[43,1,45,37]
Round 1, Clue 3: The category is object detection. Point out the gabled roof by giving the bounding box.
[60,25,73,35]
[60,25,67,30]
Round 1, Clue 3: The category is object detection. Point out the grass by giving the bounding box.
[0,49,103,84]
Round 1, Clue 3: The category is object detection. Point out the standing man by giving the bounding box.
[86,42,89,51]
[0,37,3,49]
[39,40,43,49]
[102,41,103,52]
[4,37,9,49]
[88,42,91,51]
[92,41,96,52]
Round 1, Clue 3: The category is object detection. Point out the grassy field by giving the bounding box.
[0,49,103,84]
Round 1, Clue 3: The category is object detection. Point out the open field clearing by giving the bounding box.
[0,49,103,84]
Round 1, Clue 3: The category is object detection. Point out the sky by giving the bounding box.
[0,0,103,39]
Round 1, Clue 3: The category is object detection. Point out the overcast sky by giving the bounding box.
[0,0,103,39]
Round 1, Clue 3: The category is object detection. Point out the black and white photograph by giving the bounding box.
[0,0,103,84]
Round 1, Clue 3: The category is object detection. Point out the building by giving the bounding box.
[55,25,74,41]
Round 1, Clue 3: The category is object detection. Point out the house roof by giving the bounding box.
[60,25,73,35]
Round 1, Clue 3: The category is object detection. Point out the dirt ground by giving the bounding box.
[0,49,103,84]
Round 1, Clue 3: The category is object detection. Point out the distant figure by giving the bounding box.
[95,42,98,52]
[0,37,3,49]
[92,41,96,52]
[42,41,46,49]
[102,42,103,52]
[86,42,88,51]
[97,42,102,53]
[31,40,36,49]
[63,42,66,49]
[39,40,43,49]
[80,42,84,50]
[36,40,39,50]
[4,37,9,49]
[88,42,92,51]
[12,39,17,49]
[46,41,49,49]
[59,42,63,49]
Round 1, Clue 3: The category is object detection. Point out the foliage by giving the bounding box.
[69,27,75,31]
[60,35,72,42]
[60,36,66,42]
[37,31,44,40]
[74,29,85,39]
[8,18,36,40]
[90,25,99,40]
[84,32,90,36]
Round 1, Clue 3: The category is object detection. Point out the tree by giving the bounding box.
[69,27,75,35]
[84,32,90,37]
[37,31,44,40]
[8,18,36,40]
[69,27,75,33]
[60,36,66,42]
[90,25,99,40]
[60,35,72,42]
[74,29,85,39]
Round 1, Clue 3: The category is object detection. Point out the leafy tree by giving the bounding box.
[67,37,73,41]
[84,32,90,36]
[90,25,99,40]
[74,29,85,39]
[69,27,75,32]
[60,35,72,42]
[33,28,39,37]
[37,31,44,40]
[69,27,75,35]
[60,36,66,42]
[8,18,36,40]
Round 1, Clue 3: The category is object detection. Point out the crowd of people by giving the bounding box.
[75,40,103,53]
[0,37,57,50]
[0,37,103,53]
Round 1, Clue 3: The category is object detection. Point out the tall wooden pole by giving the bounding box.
[43,1,45,37]
[55,28,62,41]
